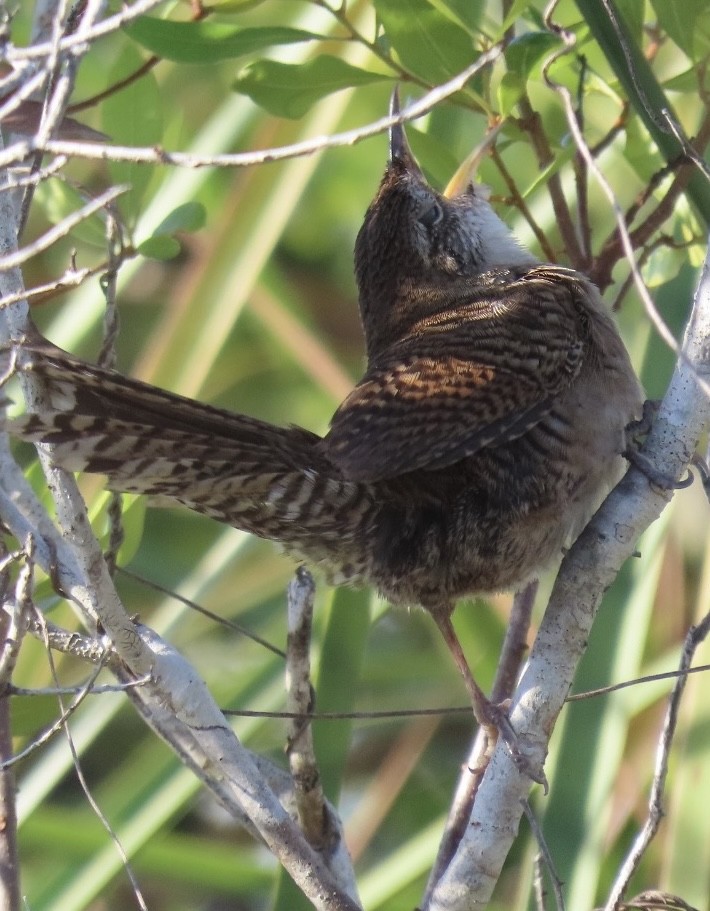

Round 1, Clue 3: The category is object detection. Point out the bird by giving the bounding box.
[3,99,643,766]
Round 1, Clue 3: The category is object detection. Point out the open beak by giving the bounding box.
[443,121,504,198]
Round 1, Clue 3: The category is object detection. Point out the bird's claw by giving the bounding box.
[625,447,694,492]
[480,699,548,790]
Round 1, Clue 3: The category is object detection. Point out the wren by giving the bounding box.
[4,106,643,763]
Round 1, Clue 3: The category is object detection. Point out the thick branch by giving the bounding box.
[426,244,710,909]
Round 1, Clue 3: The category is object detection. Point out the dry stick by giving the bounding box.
[603,611,710,911]
[522,799,565,911]
[0,545,31,911]
[284,569,360,901]
[516,96,585,269]
[7,0,165,61]
[117,624,363,911]
[0,157,67,195]
[424,581,539,906]
[0,184,127,272]
[17,0,84,236]
[286,568,330,848]
[590,111,710,292]
[36,609,149,911]
[533,853,548,911]
[97,210,125,575]
[424,240,710,910]
[0,260,106,308]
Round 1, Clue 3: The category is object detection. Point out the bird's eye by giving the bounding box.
[419,201,443,229]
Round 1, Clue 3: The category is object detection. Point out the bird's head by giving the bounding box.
[355,93,536,359]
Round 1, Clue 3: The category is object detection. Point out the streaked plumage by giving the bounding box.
[4,117,642,744]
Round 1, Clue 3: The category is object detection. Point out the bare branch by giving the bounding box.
[122,624,363,911]
[0,46,504,173]
[7,0,166,62]
[0,184,127,273]
[425,240,710,910]
[603,612,710,910]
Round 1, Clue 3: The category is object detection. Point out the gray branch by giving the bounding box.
[426,242,710,909]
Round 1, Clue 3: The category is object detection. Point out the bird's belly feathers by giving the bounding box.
[367,367,641,607]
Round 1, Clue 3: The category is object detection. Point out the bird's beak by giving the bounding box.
[443,121,504,198]
[389,87,424,175]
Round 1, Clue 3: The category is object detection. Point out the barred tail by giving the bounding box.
[5,342,374,575]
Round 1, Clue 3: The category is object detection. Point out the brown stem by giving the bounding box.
[491,147,557,261]
[590,102,629,157]
[590,109,710,291]
[516,96,585,268]
[573,60,592,268]
[0,691,19,911]
[68,56,159,114]
[69,1,207,114]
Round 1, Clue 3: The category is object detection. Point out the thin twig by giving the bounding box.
[515,96,585,267]
[286,568,331,849]
[522,799,565,911]
[0,46,505,173]
[38,609,149,911]
[7,0,166,61]
[0,184,127,272]
[490,147,557,261]
[603,612,710,911]
[542,1,686,371]
[116,566,286,657]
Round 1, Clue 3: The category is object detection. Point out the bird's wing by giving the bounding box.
[325,274,586,481]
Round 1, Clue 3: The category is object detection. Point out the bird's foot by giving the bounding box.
[624,446,694,491]
[474,696,548,789]
[431,608,547,785]
[625,401,697,492]
[625,398,658,440]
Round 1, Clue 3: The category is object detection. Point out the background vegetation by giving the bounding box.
[2,0,710,909]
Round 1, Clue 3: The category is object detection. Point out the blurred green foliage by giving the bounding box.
[8,0,710,909]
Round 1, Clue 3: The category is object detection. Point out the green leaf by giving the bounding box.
[137,234,182,260]
[433,0,484,32]
[650,0,710,56]
[505,31,562,78]
[662,67,700,92]
[497,71,525,116]
[154,202,207,235]
[206,0,268,10]
[405,126,460,188]
[234,56,386,119]
[500,0,535,35]
[101,44,162,225]
[11,694,62,738]
[124,17,323,64]
[33,179,108,248]
[375,0,475,83]
[642,242,685,288]
[614,0,644,42]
